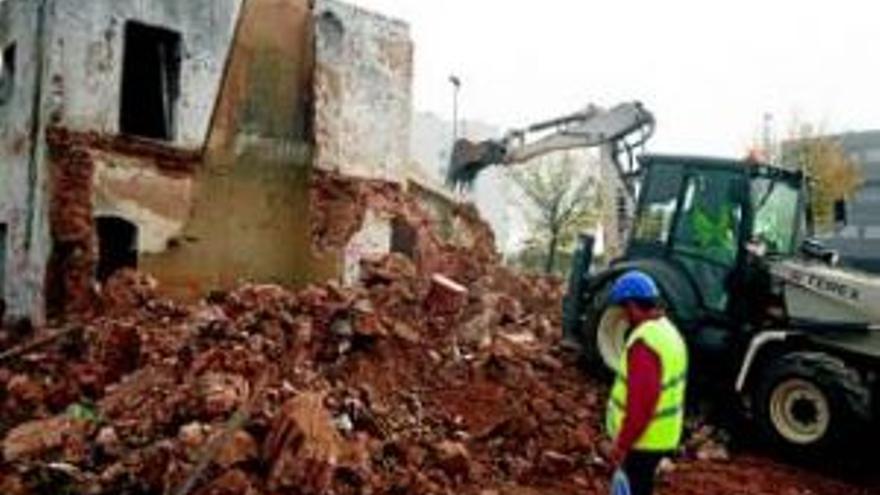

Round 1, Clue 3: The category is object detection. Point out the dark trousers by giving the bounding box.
[621,450,669,495]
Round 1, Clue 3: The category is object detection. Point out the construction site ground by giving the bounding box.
[1,253,878,495]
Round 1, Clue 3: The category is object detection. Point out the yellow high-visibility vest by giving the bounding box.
[606,317,688,451]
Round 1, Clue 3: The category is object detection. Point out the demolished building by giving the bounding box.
[0,0,491,325]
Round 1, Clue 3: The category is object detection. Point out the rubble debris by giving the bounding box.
[424,273,469,316]
[0,249,876,495]
[2,416,92,463]
[264,392,343,493]
[310,170,499,284]
[0,325,83,365]
[686,422,732,462]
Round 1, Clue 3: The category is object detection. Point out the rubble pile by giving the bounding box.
[1,259,874,495]
[1,204,876,495]
[1,253,608,495]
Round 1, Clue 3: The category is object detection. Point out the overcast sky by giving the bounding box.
[351,0,880,158]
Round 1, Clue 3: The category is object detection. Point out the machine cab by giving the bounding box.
[626,155,804,316]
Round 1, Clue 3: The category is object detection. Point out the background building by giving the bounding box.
[809,130,880,272]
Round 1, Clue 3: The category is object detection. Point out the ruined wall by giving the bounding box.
[343,210,391,285]
[41,0,414,307]
[91,150,195,255]
[0,0,51,323]
[140,0,323,300]
[313,0,413,182]
[0,0,243,322]
[309,0,416,280]
[2,0,465,319]
[311,170,499,287]
[47,0,243,148]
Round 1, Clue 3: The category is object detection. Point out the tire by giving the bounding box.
[752,351,871,459]
[579,284,629,380]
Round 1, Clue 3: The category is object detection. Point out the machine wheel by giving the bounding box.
[752,352,871,458]
[580,284,630,379]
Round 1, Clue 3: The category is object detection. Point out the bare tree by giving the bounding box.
[509,151,600,274]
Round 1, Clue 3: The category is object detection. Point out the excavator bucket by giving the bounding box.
[446,138,507,189]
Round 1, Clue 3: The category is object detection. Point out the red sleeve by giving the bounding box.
[614,341,662,454]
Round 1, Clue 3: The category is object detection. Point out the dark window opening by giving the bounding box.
[0,223,7,301]
[96,217,139,282]
[0,43,16,105]
[391,217,418,259]
[120,21,181,141]
[833,199,848,227]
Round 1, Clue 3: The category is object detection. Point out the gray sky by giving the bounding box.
[351,0,880,158]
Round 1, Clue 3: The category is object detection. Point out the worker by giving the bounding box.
[689,195,738,265]
[605,271,688,495]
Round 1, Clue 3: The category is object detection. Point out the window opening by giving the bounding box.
[0,43,16,105]
[0,223,7,302]
[120,22,181,140]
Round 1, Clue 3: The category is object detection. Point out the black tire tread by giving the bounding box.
[752,350,871,457]
[578,284,614,379]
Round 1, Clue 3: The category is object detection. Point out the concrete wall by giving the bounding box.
[47,0,243,148]
[0,0,51,323]
[141,0,329,300]
[313,0,413,182]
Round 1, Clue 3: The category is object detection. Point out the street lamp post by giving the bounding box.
[449,75,461,144]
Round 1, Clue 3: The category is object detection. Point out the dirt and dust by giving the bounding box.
[1,251,876,495]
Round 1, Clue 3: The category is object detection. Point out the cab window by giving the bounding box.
[751,177,800,254]
[672,170,744,267]
[633,164,684,245]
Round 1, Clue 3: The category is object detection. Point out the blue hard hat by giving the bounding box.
[608,270,660,305]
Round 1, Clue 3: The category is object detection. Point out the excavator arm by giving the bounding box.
[447,101,656,193]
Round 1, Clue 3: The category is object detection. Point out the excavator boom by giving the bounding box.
[447,101,655,190]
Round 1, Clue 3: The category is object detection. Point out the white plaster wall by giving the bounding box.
[92,156,193,255]
[47,0,243,148]
[313,0,413,182]
[0,0,50,323]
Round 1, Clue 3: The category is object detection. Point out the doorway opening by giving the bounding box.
[96,216,139,282]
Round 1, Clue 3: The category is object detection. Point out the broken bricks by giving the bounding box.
[2,416,93,463]
[264,393,343,493]
[424,273,468,316]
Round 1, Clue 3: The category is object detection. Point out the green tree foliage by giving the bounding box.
[508,152,600,275]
